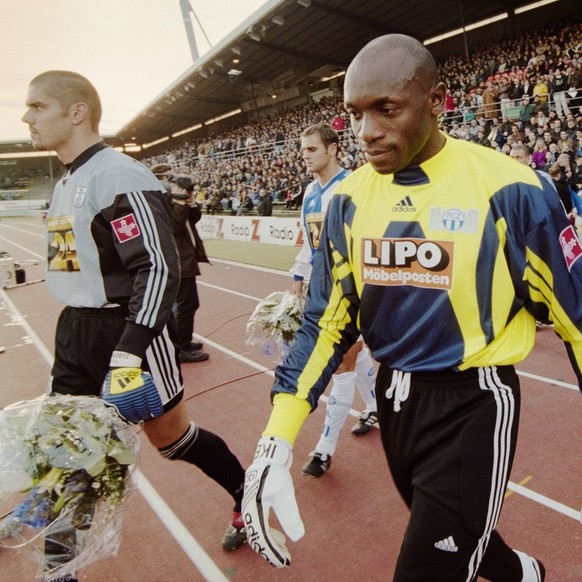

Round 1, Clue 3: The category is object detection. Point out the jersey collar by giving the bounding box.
[65,141,108,176]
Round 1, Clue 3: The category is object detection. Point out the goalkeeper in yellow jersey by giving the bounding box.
[240,34,582,581]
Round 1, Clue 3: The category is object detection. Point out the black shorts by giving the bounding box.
[376,365,520,582]
[50,305,183,411]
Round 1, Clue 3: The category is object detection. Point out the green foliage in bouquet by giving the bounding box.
[246,290,306,358]
[0,394,140,578]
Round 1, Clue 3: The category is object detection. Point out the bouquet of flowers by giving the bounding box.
[246,290,305,360]
[0,394,141,579]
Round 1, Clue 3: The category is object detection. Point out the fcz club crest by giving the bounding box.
[112,213,141,243]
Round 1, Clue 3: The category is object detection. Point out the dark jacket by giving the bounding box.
[257,194,273,216]
[168,197,210,278]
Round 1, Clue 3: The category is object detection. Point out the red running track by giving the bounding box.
[0,217,581,581]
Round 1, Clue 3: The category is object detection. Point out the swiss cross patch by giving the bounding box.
[559,225,582,272]
[112,213,141,243]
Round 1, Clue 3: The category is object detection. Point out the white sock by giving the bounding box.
[314,371,356,456]
[515,550,543,582]
[354,346,377,412]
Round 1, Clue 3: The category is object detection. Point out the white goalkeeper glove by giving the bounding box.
[101,351,163,423]
[242,436,305,567]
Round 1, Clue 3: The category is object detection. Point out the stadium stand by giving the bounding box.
[2,7,581,214]
[137,17,581,214]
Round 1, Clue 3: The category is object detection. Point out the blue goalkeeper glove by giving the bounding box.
[242,436,304,567]
[101,351,163,423]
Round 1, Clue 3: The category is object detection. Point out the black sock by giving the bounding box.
[478,530,543,581]
[159,422,245,510]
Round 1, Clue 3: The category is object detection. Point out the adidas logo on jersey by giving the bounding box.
[434,536,458,553]
[392,196,416,212]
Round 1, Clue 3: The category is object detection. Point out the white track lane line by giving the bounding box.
[505,481,580,520]
[0,223,46,237]
[0,234,46,261]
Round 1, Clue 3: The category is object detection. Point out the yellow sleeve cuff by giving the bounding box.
[262,393,311,445]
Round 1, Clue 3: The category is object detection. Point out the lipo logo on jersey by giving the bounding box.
[361,237,454,289]
[112,213,141,243]
[559,225,582,271]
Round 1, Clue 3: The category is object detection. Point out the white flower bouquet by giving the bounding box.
[0,394,140,579]
[246,290,305,360]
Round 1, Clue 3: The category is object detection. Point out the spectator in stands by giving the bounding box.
[235,188,254,215]
[274,129,286,153]
[448,120,462,138]
[498,77,513,118]
[482,81,499,119]
[565,116,579,140]
[557,129,575,153]
[549,152,575,212]
[510,144,533,167]
[551,68,571,119]
[443,90,456,121]
[517,96,535,127]
[230,188,242,215]
[531,137,549,170]
[256,187,273,216]
[486,117,504,146]
[330,113,346,132]
[573,154,582,191]
[532,94,549,117]
[533,75,549,102]
[206,191,222,215]
[567,63,582,109]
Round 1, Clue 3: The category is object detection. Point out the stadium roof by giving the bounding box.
[1,0,576,156]
[114,0,575,149]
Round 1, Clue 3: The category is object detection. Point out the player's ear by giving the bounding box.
[70,101,89,126]
[429,82,447,116]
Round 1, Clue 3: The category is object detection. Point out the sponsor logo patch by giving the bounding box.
[47,214,79,272]
[361,237,454,290]
[559,225,582,271]
[112,213,141,243]
[306,212,325,248]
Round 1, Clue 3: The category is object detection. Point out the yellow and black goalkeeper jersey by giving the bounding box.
[274,135,582,409]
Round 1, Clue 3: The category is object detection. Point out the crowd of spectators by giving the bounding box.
[142,16,582,213]
[144,95,360,214]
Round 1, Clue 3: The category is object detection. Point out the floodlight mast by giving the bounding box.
[178,0,213,62]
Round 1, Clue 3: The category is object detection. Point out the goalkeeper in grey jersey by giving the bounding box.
[22,70,247,580]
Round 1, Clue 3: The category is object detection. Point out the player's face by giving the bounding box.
[301,134,335,175]
[22,82,73,153]
[344,56,444,175]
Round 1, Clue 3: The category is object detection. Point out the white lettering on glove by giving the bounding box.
[242,436,305,567]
